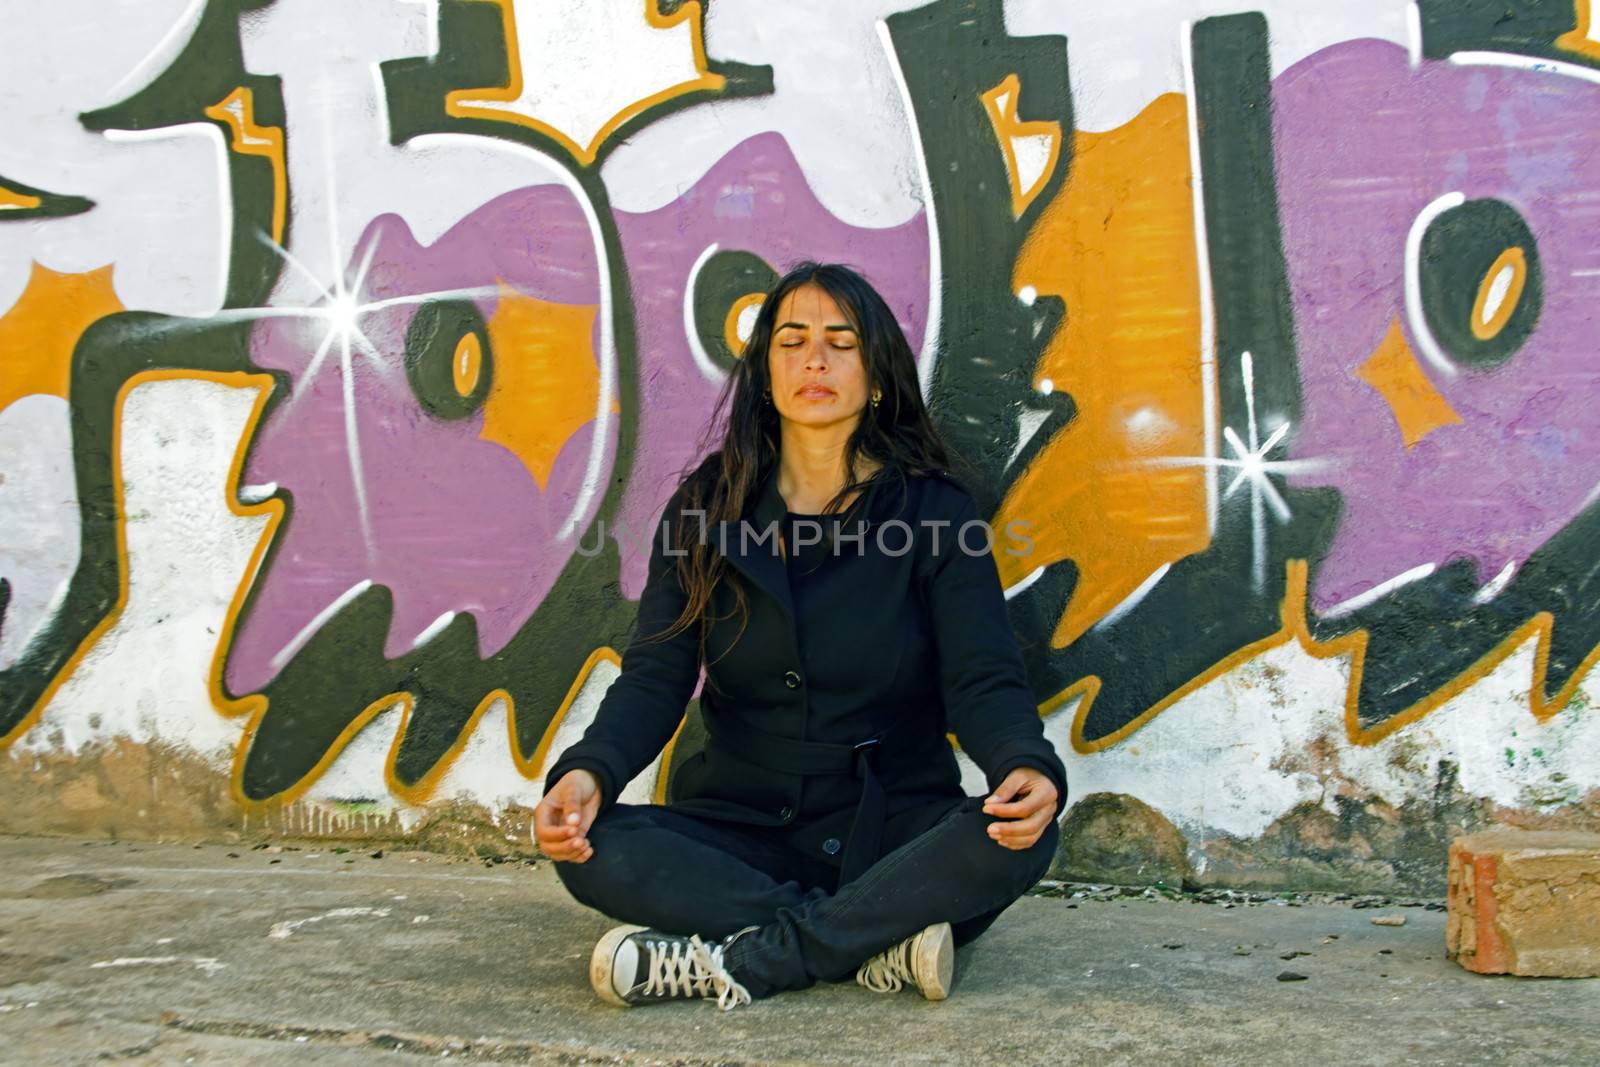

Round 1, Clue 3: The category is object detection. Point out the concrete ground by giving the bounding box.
[0,835,1594,1066]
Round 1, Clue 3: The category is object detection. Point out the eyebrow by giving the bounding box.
[776,321,858,333]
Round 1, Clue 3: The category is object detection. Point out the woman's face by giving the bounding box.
[766,282,870,431]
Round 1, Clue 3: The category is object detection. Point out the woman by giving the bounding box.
[534,262,1066,1010]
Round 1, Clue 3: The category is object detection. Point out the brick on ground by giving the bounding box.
[1447,830,1600,977]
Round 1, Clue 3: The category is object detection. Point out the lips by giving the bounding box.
[795,385,835,398]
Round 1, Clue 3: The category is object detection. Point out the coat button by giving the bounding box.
[822,837,841,855]
[778,805,794,820]
[783,670,801,689]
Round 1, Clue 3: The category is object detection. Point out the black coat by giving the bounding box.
[543,457,1069,871]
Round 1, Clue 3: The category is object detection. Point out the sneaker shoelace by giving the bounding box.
[641,935,752,1010]
[856,935,917,993]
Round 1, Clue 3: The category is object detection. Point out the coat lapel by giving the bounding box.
[715,465,795,620]
[712,464,890,622]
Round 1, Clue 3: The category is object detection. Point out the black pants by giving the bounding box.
[554,795,1058,998]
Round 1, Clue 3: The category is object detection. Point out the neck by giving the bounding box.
[775,421,875,513]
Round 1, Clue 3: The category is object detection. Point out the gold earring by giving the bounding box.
[870,389,882,407]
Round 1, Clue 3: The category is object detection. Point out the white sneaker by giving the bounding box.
[855,921,954,1000]
[590,925,754,1010]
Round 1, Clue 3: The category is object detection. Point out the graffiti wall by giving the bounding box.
[3,0,1598,891]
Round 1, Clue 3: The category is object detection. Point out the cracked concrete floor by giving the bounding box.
[0,835,1595,1066]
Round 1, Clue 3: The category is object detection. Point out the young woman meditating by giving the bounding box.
[533,261,1066,1010]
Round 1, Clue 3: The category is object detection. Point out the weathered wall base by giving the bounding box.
[0,741,536,861]
[1054,787,1600,897]
[10,739,1600,897]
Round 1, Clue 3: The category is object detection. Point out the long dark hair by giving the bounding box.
[654,261,952,657]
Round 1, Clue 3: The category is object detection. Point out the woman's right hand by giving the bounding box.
[533,769,601,863]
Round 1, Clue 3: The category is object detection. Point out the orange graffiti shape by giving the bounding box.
[998,93,1210,649]
[980,73,1064,218]
[0,262,123,414]
[1356,316,1462,448]
[479,283,615,492]
[204,87,287,246]
[0,186,43,211]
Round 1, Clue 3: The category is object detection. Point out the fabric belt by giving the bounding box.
[704,712,896,885]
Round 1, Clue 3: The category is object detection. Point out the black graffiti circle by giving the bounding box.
[1418,198,1543,371]
[404,299,492,419]
[692,249,780,369]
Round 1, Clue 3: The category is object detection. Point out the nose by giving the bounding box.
[804,339,829,370]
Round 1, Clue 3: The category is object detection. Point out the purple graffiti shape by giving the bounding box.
[226,184,609,694]
[1275,39,1600,613]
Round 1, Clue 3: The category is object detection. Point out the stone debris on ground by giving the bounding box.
[1028,879,1447,912]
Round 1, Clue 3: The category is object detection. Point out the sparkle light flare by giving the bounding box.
[1142,350,1334,591]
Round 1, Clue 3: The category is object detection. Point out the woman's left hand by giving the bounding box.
[981,767,1059,850]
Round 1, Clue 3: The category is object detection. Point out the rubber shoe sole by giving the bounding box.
[590,923,649,1007]
[913,922,954,1000]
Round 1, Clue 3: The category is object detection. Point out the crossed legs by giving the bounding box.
[554,797,1057,998]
